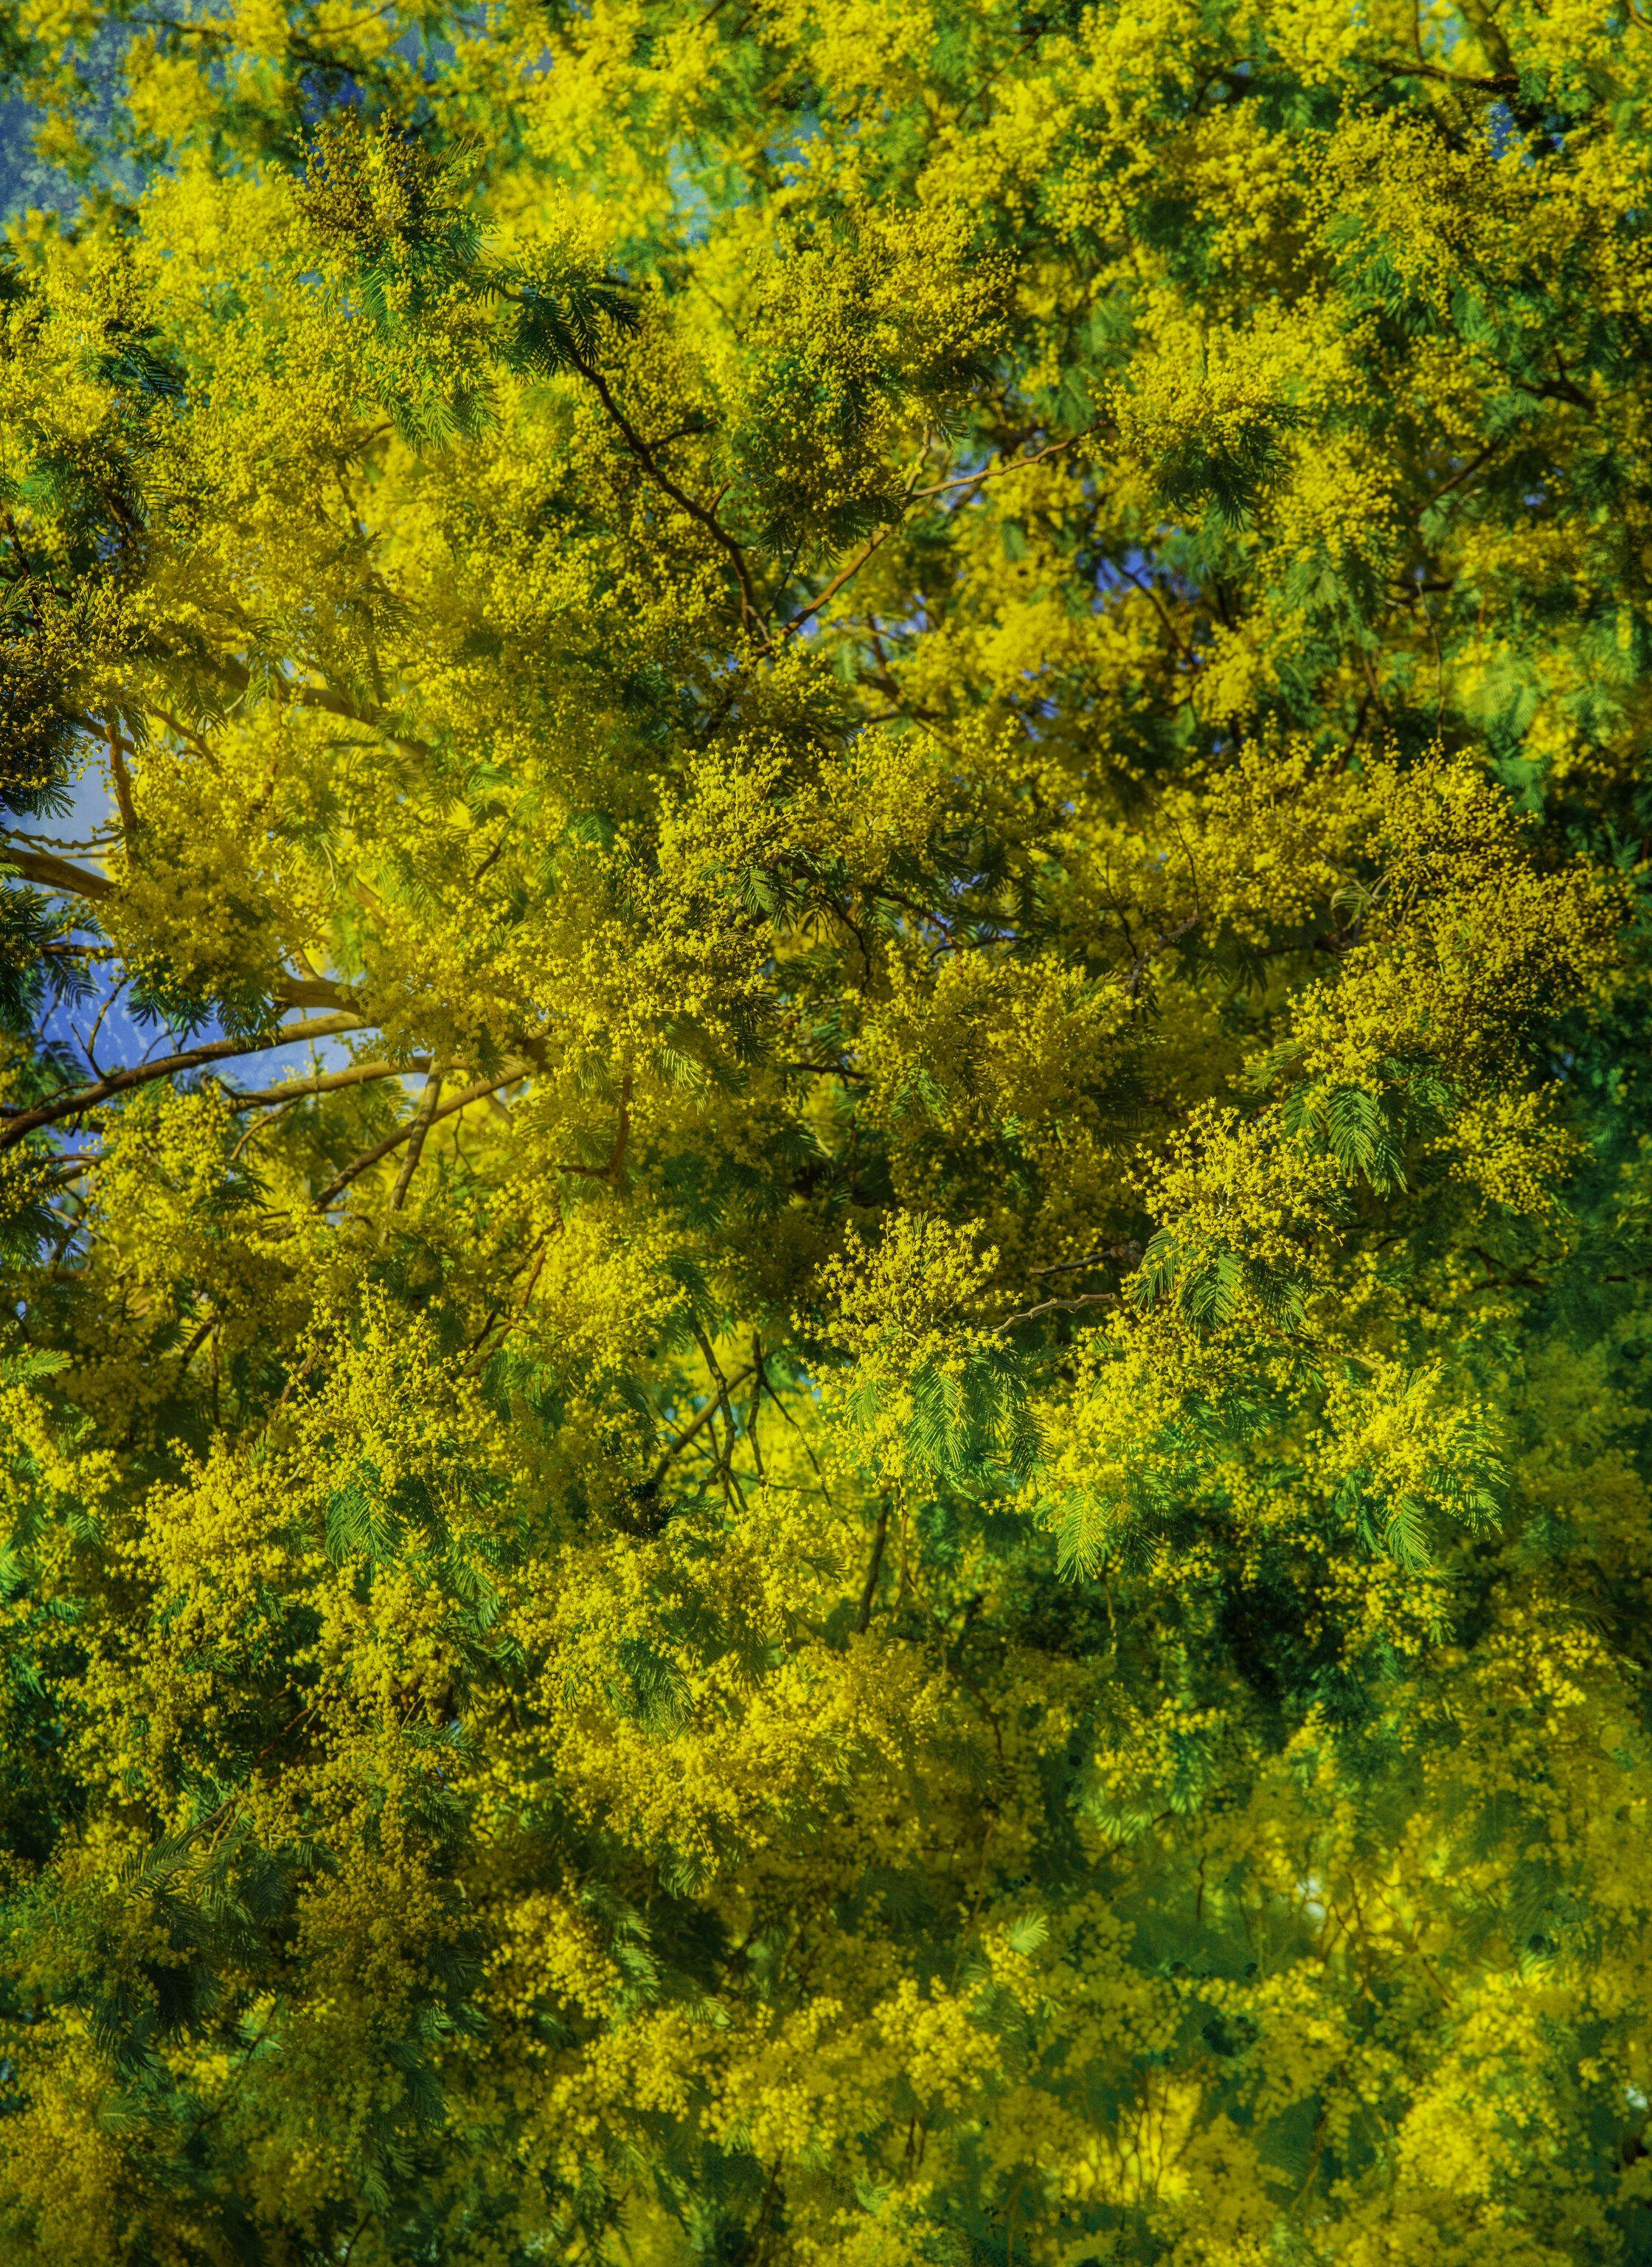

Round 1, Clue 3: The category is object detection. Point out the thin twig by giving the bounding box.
[993,1289,1120,1332]
[1426,437,1505,507]
[690,1318,743,1498]
[467,1232,553,1366]
[80,974,132,1083]
[777,450,932,642]
[746,1336,766,1483]
[910,429,1086,502]
[229,1098,298,1166]
[1027,1242,1142,1278]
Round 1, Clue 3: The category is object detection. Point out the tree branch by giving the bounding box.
[642,1363,757,1492]
[689,1317,743,1497]
[210,656,434,761]
[1027,1242,1143,1278]
[780,431,1092,646]
[1370,58,1516,91]
[856,1504,889,1632]
[569,351,762,631]
[310,1062,530,1208]
[107,718,138,837]
[386,1070,442,1214]
[0,1014,369,1149]
[229,1058,430,1110]
[1,844,115,901]
[993,1288,1120,1332]
[910,429,1086,502]
[274,972,358,1011]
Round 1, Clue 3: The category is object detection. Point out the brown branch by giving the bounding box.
[107,718,138,836]
[1370,57,1516,91]
[779,477,928,643]
[910,429,1086,502]
[993,1288,1120,1332]
[142,701,210,755]
[642,1363,757,1491]
[274,971,358,1011]
[229,1058,430,1111]
[228,1102,298,1166]
[774,433,1088,647]
[1,843,115,902]
[386,1070,442,1214]
[856,1504,889,1633]
[569,351,761,631]
[1426,437,1505,508]
[0,1014,369,1149]
[467,1233,552,1369]
[1125,912,1200,999]
[1120,562,1193,661]
[746,1337,766,1484]
[311,1063,530,1209]
[1027,1242,1143,1278]
[40,1154,95,1188]
[689,1318,743,1497]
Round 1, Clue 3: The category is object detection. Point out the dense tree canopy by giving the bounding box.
[1,1,1651,2260]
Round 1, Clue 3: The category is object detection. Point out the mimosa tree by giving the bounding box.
[1,3,1651,2261]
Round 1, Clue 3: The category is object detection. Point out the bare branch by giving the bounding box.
[1027,1242,1143,1278]
[909,429,1087,502]
[466,1231,553,1368]
[1426,438,1506,508]
[690,1317,743,1498]
[107,717,138,837]
[746,1336,766,1483]
[274,972,358,1011]
[1367,57,1516,91]
[777,463,929,644]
